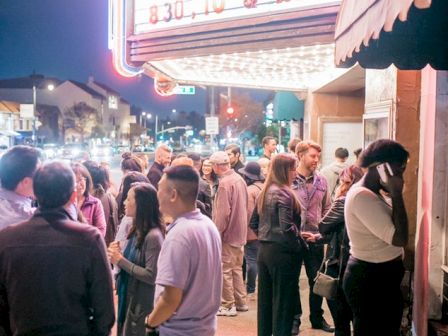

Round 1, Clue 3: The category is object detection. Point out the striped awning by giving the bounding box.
[334,0,448,69]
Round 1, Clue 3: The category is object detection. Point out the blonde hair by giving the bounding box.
[257,153,300,214]
[295,140,321,156]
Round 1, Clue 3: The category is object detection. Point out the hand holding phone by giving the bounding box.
[376,162,394,184]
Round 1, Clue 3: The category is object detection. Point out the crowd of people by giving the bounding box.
[0,136,410,336]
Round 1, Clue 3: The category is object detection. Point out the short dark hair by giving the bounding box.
[262,136,276,147]
[335,147,349,159]
[353,148,362,159]
[164,165,199,204]
[225,144,241,155]
[0,145,41,190]
[33,161,75,209]
[187,152,201,163]
[359,139,409,168]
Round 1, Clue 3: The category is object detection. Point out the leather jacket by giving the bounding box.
[250,184,304,252]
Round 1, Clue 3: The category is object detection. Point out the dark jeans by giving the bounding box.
[326,263,352,336]
[245,240,259,293]
[297,242,325,326]
[257,242,301,336]
[343,256,405,336]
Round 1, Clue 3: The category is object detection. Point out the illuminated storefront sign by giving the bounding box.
[134,0,339,34]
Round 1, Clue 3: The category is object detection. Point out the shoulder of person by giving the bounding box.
[84,195,102,206]
[144,227,164,245]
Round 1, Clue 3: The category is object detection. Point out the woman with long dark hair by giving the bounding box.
[114,172,150,253]
[343,139,409,335]
[108,182,164,335]
[318,164,364,336]
[250,153,303,336]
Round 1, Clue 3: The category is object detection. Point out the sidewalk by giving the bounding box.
[216,268,334,336]
[112,267,334,335]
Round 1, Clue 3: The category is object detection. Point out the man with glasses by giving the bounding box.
[0,145,41,231]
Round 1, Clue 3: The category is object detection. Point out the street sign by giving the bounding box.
[172,85,196,95]
[20,104,34,118]
[206,117,219,135]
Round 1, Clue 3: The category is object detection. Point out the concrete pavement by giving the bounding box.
[216,269,335,336]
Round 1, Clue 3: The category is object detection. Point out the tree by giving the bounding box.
[64,102,100,142]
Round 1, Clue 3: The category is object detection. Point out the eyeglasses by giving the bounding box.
[76,177,87,185]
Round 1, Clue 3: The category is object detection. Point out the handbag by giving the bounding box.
[313,259,339,300]
[313,242,344,300]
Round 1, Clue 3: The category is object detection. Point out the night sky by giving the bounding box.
[0,0,208,117]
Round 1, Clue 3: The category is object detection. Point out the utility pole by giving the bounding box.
[32,85,37,146]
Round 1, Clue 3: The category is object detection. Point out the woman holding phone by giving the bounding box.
[343,139,409,336]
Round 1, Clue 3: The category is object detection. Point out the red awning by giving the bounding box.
[334,0,448,69]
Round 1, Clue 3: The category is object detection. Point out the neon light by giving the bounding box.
[109,0,143,78]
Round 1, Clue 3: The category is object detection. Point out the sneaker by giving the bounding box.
[217,305,237,317]
[236,304,249,312]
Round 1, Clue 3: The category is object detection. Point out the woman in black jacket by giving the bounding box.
[318,164,363,336]
[250,153,303,336]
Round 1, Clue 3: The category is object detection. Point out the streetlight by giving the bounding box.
[141,111,146,127]
[145,113,152,128]
[32,82,54,146]
[172,109,176,114]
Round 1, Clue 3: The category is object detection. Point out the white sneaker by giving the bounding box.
[217,305,237,317]
[236,304,249,312]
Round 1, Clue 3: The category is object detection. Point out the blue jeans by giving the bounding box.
[245,240,259,293]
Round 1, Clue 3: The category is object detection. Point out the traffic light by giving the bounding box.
[226,106,234,115]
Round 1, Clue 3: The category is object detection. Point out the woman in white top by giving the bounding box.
[343,139,409,336]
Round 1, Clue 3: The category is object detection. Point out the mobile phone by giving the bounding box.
[376,163,394,184]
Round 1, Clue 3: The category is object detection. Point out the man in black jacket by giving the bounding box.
[225,144,245,177]
[147,144,172,189]
[0,161,115,336]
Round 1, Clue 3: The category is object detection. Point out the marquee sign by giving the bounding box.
[134,0,339,34]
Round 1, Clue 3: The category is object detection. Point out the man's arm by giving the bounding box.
[321,179,332,217]
[145,286,183,328]
[213,186,231,234]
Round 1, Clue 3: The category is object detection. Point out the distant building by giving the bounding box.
[0,74,132,144]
